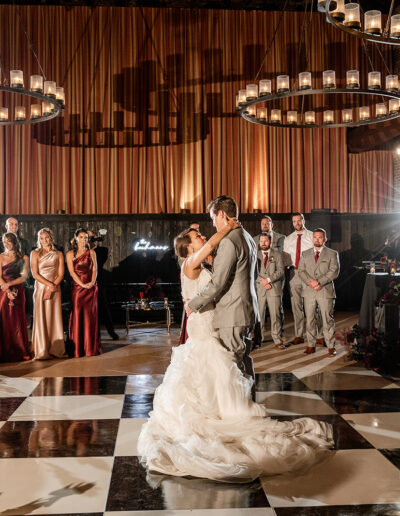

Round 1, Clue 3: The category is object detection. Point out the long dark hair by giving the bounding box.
[2,232,23,261]
[70,228,89,257]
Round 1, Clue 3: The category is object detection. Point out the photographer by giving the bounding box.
[88,230,119,341]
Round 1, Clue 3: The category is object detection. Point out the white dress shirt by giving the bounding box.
[283,228,314,266]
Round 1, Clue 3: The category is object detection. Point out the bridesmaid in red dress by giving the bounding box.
[66,228,101,357]
[0,233,31,362]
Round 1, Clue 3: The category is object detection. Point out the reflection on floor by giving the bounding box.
[0,312,399,515]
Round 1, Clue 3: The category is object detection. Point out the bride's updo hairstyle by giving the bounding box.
[207,195,238,218]
[174,228,196,258]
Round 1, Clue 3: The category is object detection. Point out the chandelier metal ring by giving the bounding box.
[0,85,63,126]
[238,88,400,129]
[325,0,400,46]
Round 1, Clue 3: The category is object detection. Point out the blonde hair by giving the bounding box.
[36,228,56,257]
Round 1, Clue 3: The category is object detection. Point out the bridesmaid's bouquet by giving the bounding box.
[7,287,18,307]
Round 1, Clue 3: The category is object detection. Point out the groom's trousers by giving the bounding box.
[217,326,255,400]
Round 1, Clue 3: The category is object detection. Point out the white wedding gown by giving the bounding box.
[138,268,333,482]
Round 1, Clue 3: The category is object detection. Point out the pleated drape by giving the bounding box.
[0,6,394,214]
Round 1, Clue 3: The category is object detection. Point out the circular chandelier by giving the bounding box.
[236,1,400,129]
[236,71,400,128]
[0,73,65,125]
[0,7,65,126]
[318,0,400,46]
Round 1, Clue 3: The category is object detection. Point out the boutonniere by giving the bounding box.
[269,257,275,262]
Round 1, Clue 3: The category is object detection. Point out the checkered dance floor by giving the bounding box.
[0,366,399,515]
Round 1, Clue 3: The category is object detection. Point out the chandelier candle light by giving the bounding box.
[323,70,336,89]
[323,110,334,124]
[324,0,400,46]
[287,111,298,124]
[365,10,382,35]
[299,72,312,89]
[344,3,361,30]
[359,106,370,120]
[347,70,360,88]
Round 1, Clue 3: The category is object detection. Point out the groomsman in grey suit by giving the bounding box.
[256,233,286,349]
[186,196,259,387]
[253,215,285,253]
[298,228,340,356]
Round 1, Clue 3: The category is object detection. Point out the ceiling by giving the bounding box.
[0,0,392,10]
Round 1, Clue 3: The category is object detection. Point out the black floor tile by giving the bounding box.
[316,389,400,413]
[255,373,310,392]
[30,376,127,396]
[122,394,154,418]
[275,504,400,515]
[0,419,119,458]
[271,414,374,450]
[106,456,269,511]
[0,397,25,420]
[379,449,400,470]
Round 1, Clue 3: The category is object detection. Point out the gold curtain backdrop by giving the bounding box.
[0,5,394,214]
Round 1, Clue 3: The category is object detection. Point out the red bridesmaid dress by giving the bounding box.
[0,260,31,362]
[68,250,102,357]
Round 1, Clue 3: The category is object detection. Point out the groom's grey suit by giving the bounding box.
[188,227,259,382]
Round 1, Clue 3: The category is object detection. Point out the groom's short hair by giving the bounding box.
[207,196,238,218]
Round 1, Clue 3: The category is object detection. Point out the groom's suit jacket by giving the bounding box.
[188,227,259,329]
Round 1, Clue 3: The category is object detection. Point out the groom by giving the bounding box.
[185,195,259,388]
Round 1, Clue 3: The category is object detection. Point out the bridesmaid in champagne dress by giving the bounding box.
[31,228,66,360]
[0,233,31,362]
[66,228,101,357]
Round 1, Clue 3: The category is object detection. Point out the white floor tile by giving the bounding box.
[0,457,113,514]
[114,418,147,456]
[342,412,400,449]
[0,375,41,397]
[9,395,124,421]
[261,449,400,507]
[256,391,336,415]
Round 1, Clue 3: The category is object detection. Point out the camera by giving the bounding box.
[88,228,107,243]
[88,235,105,243]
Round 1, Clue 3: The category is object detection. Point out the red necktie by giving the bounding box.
[315,251,320,263]
[295,234,302,268]
[264,252,268,267]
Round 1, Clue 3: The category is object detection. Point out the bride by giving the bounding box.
[138,218,333,482]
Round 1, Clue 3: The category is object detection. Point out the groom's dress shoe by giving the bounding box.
[328,348,337,356]
[304,346,315,355]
